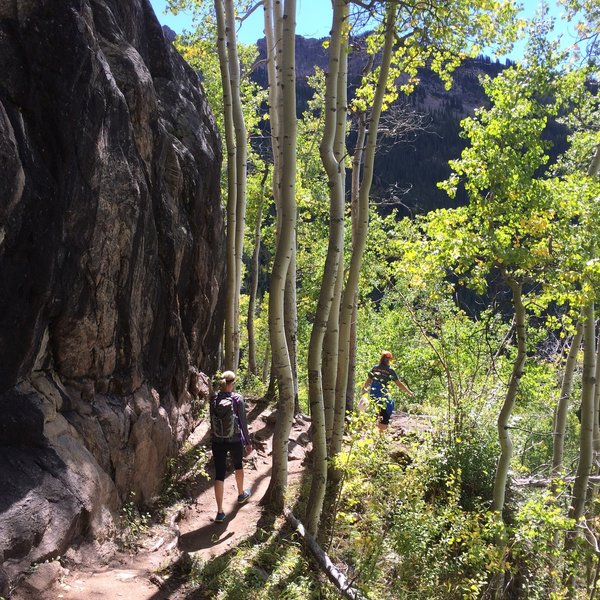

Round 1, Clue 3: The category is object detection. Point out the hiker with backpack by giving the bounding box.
[210,370,253,523]
[362,351,414,432]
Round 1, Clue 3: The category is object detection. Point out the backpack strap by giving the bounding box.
[231,393,250,445]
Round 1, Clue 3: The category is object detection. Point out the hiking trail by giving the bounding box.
[11,404,430,599]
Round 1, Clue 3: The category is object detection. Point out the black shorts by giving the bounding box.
[378,406,391,425]
[212,440,244,481]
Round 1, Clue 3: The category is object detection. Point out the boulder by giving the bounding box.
[16,560,67,600]
[0,0,223,582]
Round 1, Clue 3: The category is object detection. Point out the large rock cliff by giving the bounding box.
[0,0,224,580]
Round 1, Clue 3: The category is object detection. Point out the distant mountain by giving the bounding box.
[253,36,567,216]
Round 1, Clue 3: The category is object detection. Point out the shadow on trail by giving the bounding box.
[180,510,282,599]
[246,399,272,423]
[178,467,273,552]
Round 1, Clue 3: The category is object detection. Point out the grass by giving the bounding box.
[183,515,340,599]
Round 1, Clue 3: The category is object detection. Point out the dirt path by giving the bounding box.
[13,403,310,600]
[12,405,427,599]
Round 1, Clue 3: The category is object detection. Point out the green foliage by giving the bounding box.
[426,425,498,511]
[117,493,152,550]
[330,417,503,599]
[351,0,520,113]
[505,489,577,599]
[434,46,600,312]
[160,442,210,507]
[184,525,339,599]
[327,414,588,599]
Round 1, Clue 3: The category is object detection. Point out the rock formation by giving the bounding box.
[0,0,224,581]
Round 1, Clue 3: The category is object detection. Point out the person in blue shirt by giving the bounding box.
[362,351,414,431]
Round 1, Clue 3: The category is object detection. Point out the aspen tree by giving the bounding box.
[551,324,584,481]
[168,0,256,371]
[214,0,239,370]
[223,0,248,371]
[492,274,526,513]
[306,0,349,534]
[332,1,398,459]
[564,144,600,558]
[262,0,297,512]
[431,55,578,516]
[247,166,269,376]
[329,0,519,458]
[263,0,299,409]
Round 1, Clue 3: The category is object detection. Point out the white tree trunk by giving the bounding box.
[262,0,297,512]
[566,303,596,540]
[552,323,583,479]
[263,0,282,208]
[344,110,368,413]
[285,241,299,411]
[265,0,298,408]
[224,0,247,371]
[332,1,398,459]
[492,278,526,515]
[306,0,348,535]
[215,0,237,370]
[324,258,344,446]
[247,167,268,376]
[565,143,600,545]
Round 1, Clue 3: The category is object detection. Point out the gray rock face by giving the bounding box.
[0,0,223,580]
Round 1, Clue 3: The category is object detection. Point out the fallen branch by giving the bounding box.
[284,509,365,600]
[514,475,600,488]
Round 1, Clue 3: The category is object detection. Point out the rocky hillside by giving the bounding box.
[255,36,567,215]
[0,0,223,588]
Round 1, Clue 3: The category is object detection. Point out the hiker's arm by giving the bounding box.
[395,379,414,397]
[362,377,372,394]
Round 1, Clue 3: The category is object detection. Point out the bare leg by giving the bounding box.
[214,480,224,513]
[234,469,244,495]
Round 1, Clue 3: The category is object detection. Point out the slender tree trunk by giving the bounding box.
[263,0,282,206]
[344,116,366,413]
[565,304,596,549]
[262,0,297,512]
[552,323,583,480]
[306,0,348,535]
[324,4,350,449]
[265,0,298,413]
[344,63,370,413]
[594,328,600,458]
[324,258,344,446]
[215,0,237,371]
[492,277,526,515]
[262,345,270,385]
[345,300,358,411]
[326,19,349,430]
[564,143,600,549]
[224,0,248,372]
[247,166,269,376]
[331,1,398,460]
[285,245,299,413]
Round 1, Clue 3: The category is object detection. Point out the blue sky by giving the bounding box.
[148,0,580,61]
[149,0,333,43]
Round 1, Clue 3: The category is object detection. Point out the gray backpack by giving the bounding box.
[211,393,238,439]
